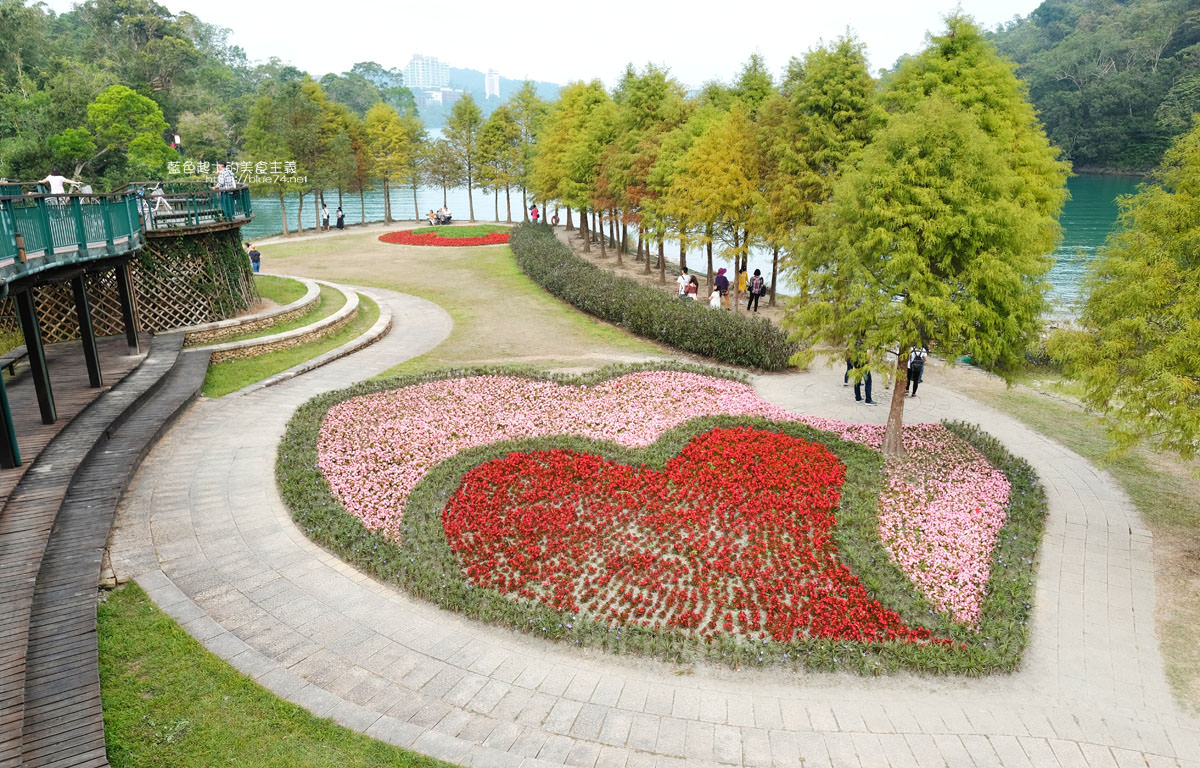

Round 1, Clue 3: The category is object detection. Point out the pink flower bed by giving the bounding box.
[316,371,1009,626]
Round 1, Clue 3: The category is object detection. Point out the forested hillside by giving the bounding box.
[990,0,1200,171]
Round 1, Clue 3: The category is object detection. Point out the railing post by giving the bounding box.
[35,197,54,261]
[102,197,116,253]
[15,288,56,424]
[70,196,88,257]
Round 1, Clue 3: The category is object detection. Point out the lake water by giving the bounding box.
[241,174,1141,318]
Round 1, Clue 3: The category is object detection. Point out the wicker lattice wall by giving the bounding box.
[0,226,257,343]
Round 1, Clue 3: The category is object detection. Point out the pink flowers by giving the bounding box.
[317,371,1010,627]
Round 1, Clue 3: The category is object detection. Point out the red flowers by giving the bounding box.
[378,230,510,246]
[444,427,942,645]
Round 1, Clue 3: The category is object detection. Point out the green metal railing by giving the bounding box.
[122,181,253,230]
[0,192,143,291]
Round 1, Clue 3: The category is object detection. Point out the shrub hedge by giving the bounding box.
[276,363,1049,675]
[509,224,797,370]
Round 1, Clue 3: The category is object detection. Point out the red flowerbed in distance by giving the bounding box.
[378,230,510,246]
[445,426,946,645]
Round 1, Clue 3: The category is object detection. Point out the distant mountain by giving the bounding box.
[447,67,561,106]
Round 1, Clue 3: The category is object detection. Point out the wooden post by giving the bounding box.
[114,261,141,354]
[15,289,56,424]
[0,373,21,468]
[71,274,103,388]
[70,197,88,257]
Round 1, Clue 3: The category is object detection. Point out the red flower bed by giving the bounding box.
[445,427,943,645]
[378,230,510,246]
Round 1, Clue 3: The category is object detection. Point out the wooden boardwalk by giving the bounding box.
[0,334,210,768]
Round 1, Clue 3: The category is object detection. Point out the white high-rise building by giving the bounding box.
[485,69,501,99]
[404,54,450,89]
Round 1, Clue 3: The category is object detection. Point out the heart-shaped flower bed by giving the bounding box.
[281,365,1047,672]
[378,227,509,246]
[446,426,939,645]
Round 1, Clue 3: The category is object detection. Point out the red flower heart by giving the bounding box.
[445,427,936,644]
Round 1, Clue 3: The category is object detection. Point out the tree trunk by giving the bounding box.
[679,238,687,274]
[360,190,365,224]
[769,245,780,306]
[883,354,908,457]
[580,207,590,252]
[644,230,653,274]
[505,185,512,222]
[494,186,500,221]
[706,223,714,286]
[411,181,419,220]
[313,190,320,230]
[598,209,607,258]
[442,184,448,206]
[297,191,305,232]
[522,187,529,221]
[636,229,644,262]
[278,190,290,236]
[657,238,665,282]
[467,169,475,221]
[621,222,628,254]
[382,180,391,223]
[566,206,574,230]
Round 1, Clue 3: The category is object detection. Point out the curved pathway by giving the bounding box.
[109,295,1200,768]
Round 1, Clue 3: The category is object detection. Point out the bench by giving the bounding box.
[1,345,27,376]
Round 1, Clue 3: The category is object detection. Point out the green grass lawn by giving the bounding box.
[99,582,458,768]
[202,293,380,397]
[255,274,308,305]
[411,224,508,238]
[218,284,346,344]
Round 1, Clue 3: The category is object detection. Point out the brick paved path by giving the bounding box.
[110,286,1200,767]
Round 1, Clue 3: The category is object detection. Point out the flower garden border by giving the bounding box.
[378,226,510,247]
[276,363,1047,675]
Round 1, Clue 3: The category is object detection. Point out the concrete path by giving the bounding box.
[109,293,1200,768]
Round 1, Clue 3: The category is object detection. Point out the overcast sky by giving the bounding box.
[41,0,1043,89]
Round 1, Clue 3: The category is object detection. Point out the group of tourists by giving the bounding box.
[427,206,452,226]
[320,204,345,231]
[675,266,769,311]
[844,344,930,405]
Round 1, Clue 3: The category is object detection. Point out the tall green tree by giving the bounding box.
[424,138,463,208]
[507,82,549,218]
[477,104,522,221]
[51,83,174,180]
[364,102,413,222]
[787,17,1069,457]
[1049,121,1200,457]
[443,93,484,221]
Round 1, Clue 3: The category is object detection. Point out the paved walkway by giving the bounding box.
[109,288,1200,767]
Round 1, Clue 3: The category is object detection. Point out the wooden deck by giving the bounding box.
[0,334,210,768]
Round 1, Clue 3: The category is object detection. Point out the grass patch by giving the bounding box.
[410,224,508,238]
[278,364,1046,675]
[218,285,346,344]
[99,582,458,768]
[254,274,308,305]
[202,293,379,397]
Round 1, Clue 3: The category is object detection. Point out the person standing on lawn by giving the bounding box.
[243,241,261,273]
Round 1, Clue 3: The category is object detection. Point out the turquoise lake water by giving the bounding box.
[241,174,1141,318]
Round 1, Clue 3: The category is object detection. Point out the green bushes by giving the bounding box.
[509,224,797,370]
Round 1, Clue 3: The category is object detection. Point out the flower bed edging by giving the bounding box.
[378,229,510,246]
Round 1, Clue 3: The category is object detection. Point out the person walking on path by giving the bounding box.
[708,286,722,309]
[715,268,730,309]
[336,207,344,229]
[907,346,928,397]
[244,241,261,273]
[736,266,748,310]
[747,269,765,312]
[676,267,690,299]
[321,204,330,231]
[530,204,540,223]
[685,275,699,300]
[212,161,237,220]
